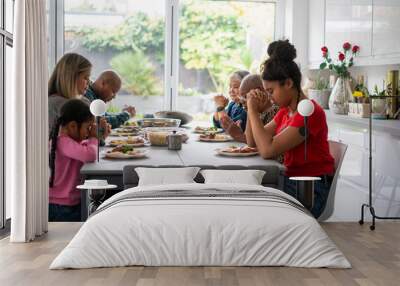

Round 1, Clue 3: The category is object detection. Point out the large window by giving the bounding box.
[64,0,166,116]
[177,0,275,122]
[1,0,14,230]
[51,0,277,121]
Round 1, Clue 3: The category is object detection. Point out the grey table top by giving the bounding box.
[81,131,284,175]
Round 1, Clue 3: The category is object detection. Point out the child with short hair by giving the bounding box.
[213,70,249,131]
[49,99,98,222]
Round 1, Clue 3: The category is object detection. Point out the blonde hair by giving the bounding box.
[48,53,92,99]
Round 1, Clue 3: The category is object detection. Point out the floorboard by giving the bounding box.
[0,222,399,286]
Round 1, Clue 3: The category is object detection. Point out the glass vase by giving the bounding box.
[329,76,352,114]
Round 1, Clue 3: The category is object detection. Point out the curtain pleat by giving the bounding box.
[10,0,48,242]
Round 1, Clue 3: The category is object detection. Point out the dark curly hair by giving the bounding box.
[49,99,93,188]
[261,40,302,93]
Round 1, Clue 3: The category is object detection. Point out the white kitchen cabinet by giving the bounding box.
[326,119,400,221]
[325,0,372,58]
[308,0,400,68]
[350,0,373,58]
[308,0,326,67]
[372,0,400,57]
[325,0,352,57]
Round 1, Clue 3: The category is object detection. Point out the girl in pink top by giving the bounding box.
[49,99,97,222]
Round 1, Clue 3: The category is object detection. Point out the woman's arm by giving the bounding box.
[247,90,304,159]
[244,117,256,147]
[248,107,304,158]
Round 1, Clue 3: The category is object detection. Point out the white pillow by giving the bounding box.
[135,167,201,186]
[200,169,266,185]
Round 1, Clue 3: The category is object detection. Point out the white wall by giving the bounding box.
[283,0,309,72]
[306,64,400,92]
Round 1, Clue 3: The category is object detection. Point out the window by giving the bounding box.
[1,0,14,230]
[5,0,13,33]
[177,0,276,122]
[63,0,166,116]
[50,0,277,121]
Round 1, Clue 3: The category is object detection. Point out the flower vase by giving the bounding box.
[329,77,352,114]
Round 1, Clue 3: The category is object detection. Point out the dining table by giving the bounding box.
[79,127,285,220]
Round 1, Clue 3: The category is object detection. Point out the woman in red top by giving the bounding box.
[245,40,334,218]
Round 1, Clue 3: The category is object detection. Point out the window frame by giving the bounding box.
[1,0,14,231]
[49,0,281,111]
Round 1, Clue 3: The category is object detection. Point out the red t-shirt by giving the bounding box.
[273,100,334,177]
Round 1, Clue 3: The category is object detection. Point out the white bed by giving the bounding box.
[50,183,351,269]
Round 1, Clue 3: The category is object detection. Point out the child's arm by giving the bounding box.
[58,136,98,163]
[231,109,247,131]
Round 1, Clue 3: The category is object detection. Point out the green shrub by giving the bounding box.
[110,51,162,96]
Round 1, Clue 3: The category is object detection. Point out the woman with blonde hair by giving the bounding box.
[48,53,92,134]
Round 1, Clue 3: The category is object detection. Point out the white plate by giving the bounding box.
[215,148,259,157]
[107,140,149,147]
[199,135,232,142]
[193,127,224,134]
[107,142,149,148]
[104,150,149,159]
[115,127,141,132]
[144,127,188,133]
[109,132,139,137]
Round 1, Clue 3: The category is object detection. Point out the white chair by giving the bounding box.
[318,140,348,221]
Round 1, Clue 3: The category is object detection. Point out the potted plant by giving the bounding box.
[320,42,360,115]
[370,84,387,119]
[307,75,330,109]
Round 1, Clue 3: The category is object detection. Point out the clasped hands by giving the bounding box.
[246,89,273,114]
[89,117,111,140]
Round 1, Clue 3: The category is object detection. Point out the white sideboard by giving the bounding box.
[325,111,400,221]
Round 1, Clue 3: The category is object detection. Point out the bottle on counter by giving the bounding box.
[386,70,399,119]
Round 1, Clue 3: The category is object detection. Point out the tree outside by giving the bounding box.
[64,0,275,118]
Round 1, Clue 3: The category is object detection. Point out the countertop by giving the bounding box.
[325,110,400,137]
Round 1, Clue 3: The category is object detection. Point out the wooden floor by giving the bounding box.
[0,222,399,286]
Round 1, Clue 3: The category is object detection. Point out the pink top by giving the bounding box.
[49,135,97,206]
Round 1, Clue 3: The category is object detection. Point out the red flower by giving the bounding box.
[338,52,345,61]
[321,46,328,53]
[343,42,351,50]
[352,45,360,53]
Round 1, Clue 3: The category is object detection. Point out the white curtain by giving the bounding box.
[8,0,48,242]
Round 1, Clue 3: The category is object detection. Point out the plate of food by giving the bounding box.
[116,126,141,133]
[109,130,140,137]
[123,121,138,127]
[107,136,148,147]
[136,118,181,128]
[104,146,148,159]
[193,126,223,134]
[199,133,232,142]
[216,146,259,157]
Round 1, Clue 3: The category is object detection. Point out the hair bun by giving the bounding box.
[267,40,297,62]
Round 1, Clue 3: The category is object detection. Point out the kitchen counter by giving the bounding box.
[325,110,400,137]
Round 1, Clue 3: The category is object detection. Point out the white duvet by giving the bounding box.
[50,183,351,269]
